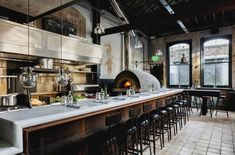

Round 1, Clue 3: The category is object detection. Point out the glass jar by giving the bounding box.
[20,67,37,88]
[56,67,69,86]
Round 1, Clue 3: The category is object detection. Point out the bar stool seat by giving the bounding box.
[102,112,122,155]
[216,95,229,117]
[120,107,140,155]
[149,112,162,155]
[158,108,170,147]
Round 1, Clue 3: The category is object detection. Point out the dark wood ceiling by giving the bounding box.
[1,0,235,38]
[97,0,235,38]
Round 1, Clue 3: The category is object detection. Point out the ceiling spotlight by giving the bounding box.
[159,0,175,14]
[177,20,189,33]
[165,6,175,14]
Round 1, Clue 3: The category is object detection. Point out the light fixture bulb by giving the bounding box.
[20,67,37,88]
[56,67,69,86]
[155,49,163,56]
[134,37,142,48]
[94,23,105,34]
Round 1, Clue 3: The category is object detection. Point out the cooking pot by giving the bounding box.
[39,58,48,68]
[0,93,18,107]
[0,94,9,107]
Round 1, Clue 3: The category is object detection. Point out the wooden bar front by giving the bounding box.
[23,91,181,155]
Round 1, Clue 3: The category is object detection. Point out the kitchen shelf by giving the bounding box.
[72,84,99,91]
[31,91,59,96]
[70,71,97,74]
[33,68,58,73]
[0,75,18,78]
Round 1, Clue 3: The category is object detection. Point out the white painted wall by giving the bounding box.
[100,16,122,79]
[74,1,146,79]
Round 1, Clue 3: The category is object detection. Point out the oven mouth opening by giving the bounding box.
[121,80,133,89]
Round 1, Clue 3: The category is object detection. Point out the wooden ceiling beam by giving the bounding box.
[139,0,235,26]
[101,24,137,36]
[99,0,235,37]
[152,17,235,38]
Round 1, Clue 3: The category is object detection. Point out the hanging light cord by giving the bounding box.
[27,0,30,66]
[60,0,63,71]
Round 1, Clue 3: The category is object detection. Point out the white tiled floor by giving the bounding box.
[144,109,235,155]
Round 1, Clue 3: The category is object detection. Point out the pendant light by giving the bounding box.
[19,0,37,89]
[55,0,69,87]
[93,0,105,35]
[134,37,142,49]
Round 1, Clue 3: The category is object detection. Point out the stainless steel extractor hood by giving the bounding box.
[0,19,103,64]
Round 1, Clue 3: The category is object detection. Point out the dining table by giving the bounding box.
[184,89,220,116]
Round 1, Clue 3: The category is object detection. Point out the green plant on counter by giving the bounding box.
[73,95,86,102]
[50,96,61,103]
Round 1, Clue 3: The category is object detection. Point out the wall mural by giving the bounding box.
[104,43,113,74]
[100,33,122,79]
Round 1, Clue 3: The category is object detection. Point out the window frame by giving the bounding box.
[200,35,232,88]
[167,40,192,88]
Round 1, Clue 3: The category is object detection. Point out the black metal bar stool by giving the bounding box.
[216,95,229,117]
[176,94,190,123]
[200,96,213,118]
[149,110,162,155]
[103,112,122,155]
[166,105,176,138]
[172,101,183,130]
[137,104,152,155]
[157,107,170,148]
[170,103,179,134]
[120,107,141,155]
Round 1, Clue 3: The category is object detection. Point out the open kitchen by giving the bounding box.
[0,0,235,155]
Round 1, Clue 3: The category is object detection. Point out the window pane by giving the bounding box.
[216,63,229,86]
[179,65,189,85]
[204,63,215,85]
[169,42,190,86]
[203,38,230,86]
[204,39,229,62]
[169,43,189,65]
[170,65,179,85]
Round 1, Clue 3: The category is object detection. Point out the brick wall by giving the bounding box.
[0,60,7,94]
[149,25,235,87]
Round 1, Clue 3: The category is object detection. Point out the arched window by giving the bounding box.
[167,41,192,87]
[201,36,231,87]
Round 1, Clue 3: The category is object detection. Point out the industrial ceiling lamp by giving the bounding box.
[20,0,37,89]
[94,23,105,34]
[19,0,37,108]
[94,0,105,35]
[56,0,69,87]
[134,37,142,48]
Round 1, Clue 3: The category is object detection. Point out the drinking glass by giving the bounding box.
[96,92,101,101]
[61,95,67,106]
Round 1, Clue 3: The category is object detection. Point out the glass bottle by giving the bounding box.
[100,88,105,100]
[67,91,74,104]
[104,85,108,100]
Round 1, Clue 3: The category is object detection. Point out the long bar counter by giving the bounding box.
[0,89,183,155]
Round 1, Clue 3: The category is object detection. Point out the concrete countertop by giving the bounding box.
[0,89,183,155]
